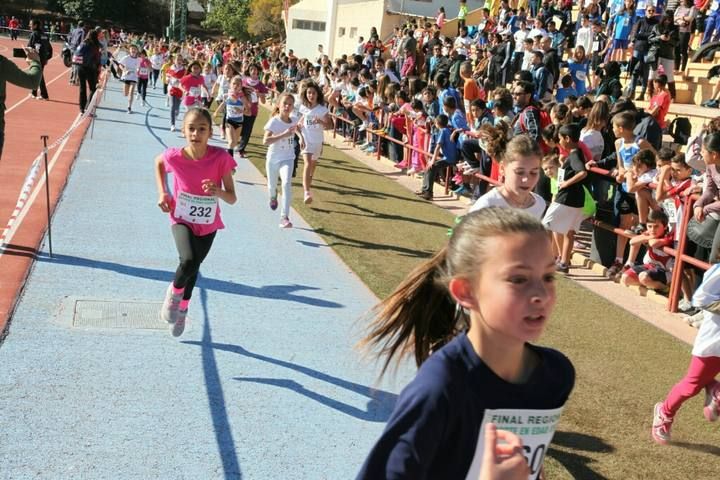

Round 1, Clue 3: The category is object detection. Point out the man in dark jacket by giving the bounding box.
[27,20,53,100]
[0,49,42,159]
[626,5,659,100]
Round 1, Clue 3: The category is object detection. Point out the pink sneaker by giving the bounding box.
[279,216,293,229]
[651,402,673,445]
[704,381,720,422]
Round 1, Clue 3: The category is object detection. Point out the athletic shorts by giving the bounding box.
[542,202,585,235]
[226,119,243,129]
[123,79,137,85]
[302,142,323,159]
[625,264,669,284]
[614,189,638,216]
[613,39,629,50]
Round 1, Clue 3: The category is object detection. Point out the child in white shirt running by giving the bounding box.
[263,93,299,229]
[297,80,333,205]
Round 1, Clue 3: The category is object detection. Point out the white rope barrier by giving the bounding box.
[0,70,108,249]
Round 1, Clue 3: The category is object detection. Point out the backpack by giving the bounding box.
[668,117,692,146]
[519,106,552,151]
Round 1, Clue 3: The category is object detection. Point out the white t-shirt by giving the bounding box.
[691,263,720,357]
[580,129,604,162]
[514,30,528,52]
[454,35,473,57]
[150,53,164,70]
[299,104,329,145]
[264,116,297,162]
[214,75,230,101]
[527,28,548,39]
[469,188,547,219]
[120,55,140,82]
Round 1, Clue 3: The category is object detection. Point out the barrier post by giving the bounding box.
[667,195,694,312]
[41,135,53,258]
[375,134,381,160]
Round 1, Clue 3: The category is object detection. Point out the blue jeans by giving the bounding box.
[702,10,720,45]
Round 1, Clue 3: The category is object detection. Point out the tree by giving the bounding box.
[202,0,250,39]
[247,0,284,39]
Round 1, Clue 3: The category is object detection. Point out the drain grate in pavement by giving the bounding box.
[72,300,166,329]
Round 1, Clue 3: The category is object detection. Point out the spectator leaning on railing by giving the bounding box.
[0,48,42,160]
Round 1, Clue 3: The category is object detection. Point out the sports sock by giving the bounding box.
[172,284,185,296]
[179,299,190,310]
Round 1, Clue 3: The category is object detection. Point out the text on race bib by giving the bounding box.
[139,67,149,76]
[464,406,565,480]
[557,167,566,184]
[189,87,202,98]
[227,104,244,120]
[174,191,218,225]
[662,199,677,223]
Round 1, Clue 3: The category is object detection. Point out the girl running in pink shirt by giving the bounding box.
[154,108,237,337]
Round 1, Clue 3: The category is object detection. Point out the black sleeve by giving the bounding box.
[596,151,618,170]
[569,150,587,174]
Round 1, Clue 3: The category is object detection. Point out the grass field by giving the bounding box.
[244,108,720,479]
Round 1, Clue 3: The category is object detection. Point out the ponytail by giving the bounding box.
[360,246,462,376]
[361,207,547,376]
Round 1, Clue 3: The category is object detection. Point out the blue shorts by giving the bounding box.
[613,39,629,50]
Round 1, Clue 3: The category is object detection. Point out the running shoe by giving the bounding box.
[170,124,176,132]
[171,309,188,337]
[624,224,646,235]
[556,261,570,274]
[127,107,132,114]
[605,260,624,278]
[159,285,183,324]
[270,197,278,211]
[651,402,673,445]
[365,145,376,153]
[704,381,720,422]
[304,191,313,204]
[279,216,293,228]
[407,168,418,175]
[677,298,698,315]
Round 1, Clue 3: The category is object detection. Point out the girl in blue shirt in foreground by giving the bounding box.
[358,208,575,480]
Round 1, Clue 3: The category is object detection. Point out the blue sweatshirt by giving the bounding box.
[356,333,575,480]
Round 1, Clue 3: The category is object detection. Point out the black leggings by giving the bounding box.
[171,223,216,300]
[238,114,257,153]
[151,69,160,87]
[138,78,149,101]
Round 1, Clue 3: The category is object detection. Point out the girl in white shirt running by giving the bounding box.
[297,80,333,204]
[117,44,141,113]
[263,93,299,228]
[469,133,547,219]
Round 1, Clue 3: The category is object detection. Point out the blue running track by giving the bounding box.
[0,80,412,479]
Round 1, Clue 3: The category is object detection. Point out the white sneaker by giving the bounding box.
[303,191,313,204]
[170,124,176,132]
[159,285,183,324]
[279,216,293,228]
[684,310,705,327]
[171,309,188,337]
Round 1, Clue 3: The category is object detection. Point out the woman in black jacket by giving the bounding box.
[75,29,101,114]
[647,12,679,99]
[626,5,659,100]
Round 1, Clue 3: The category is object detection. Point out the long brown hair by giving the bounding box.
[361,207,547,375]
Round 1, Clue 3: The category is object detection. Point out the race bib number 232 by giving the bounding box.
[174,191,217,225]
[464,406,565,480]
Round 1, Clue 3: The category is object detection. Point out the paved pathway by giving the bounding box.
[0,80,411,479]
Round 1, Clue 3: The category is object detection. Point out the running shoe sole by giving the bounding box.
[171,310,188,337]
[651,402,672,445]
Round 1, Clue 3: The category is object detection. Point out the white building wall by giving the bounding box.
[287,0,330,61]
[333,0,386,58]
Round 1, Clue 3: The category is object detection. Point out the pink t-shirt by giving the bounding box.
[163,146,237,236]
[137,58,151,79]
[180,74,205,106]
[242,77,268,116]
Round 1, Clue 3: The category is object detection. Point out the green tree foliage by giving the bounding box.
[47,0,168,32]
[247,0,284,39]
[202,0,250,39]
